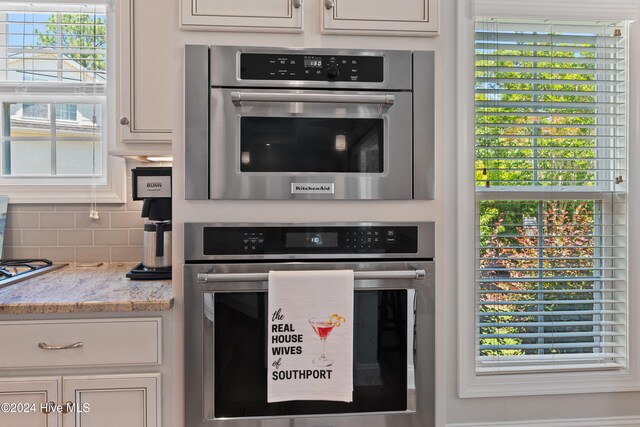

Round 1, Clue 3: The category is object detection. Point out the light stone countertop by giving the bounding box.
[0,262,173,314]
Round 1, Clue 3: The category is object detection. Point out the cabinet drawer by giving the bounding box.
[0,318,161,369]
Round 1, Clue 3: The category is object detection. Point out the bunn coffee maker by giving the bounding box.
[127,167,172,280]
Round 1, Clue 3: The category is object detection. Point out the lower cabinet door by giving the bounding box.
[0,378,60,427]
[62,374,159,427]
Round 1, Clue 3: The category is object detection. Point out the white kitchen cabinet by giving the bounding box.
[0,375,158,427]
[322,0,438,35]
[180,0,303,31]
[0,318,161,369]
[179,0,437,35]
[116,0,173,153]
[62,375,159,427]
[0,379,59,427]
[0,318,161,426]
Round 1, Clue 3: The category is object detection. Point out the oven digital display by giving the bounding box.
[304,58,322,68]
[286,232,338,248]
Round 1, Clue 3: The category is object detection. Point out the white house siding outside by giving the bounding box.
[4,54,103,176]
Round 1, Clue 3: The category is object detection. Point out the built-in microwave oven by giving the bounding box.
[184,45,434,200]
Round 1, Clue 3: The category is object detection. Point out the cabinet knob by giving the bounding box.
[324,0,334,9]
[61,402,74,414]
[41,402,55,414]
[292,0,302,8]
[119,116,130,125]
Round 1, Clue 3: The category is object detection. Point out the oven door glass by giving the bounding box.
[210,89,414,200]
[203,289,415,419]
[240,117,383,173]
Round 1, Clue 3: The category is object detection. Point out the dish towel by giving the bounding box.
[267,269,354,403]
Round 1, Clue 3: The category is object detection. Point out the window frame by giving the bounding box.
[474,18,627,371]
[457,0,640,397]
[0,0,124,204]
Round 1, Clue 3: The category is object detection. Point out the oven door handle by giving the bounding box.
[197,269,425,283]
[230,91,395,107]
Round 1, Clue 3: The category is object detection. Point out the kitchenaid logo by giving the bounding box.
[291,183,335,194]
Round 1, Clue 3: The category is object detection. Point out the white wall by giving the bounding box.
[170,1,640,426]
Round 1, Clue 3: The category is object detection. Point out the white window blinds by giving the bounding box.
[0,2,106,87]
[0,2,107,178]
[475,19,627,372]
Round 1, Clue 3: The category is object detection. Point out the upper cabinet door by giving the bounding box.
[181,0,303,31]
[117,0,172,145]
[322,0,438,35]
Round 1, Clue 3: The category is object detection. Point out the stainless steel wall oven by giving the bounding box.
[184,222,435,427]
[184,46,434,200]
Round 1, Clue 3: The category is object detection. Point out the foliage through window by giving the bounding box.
[0,2,107,179]
[475,19,627,372]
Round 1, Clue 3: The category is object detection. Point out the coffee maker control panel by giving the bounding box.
[132,167,172,200]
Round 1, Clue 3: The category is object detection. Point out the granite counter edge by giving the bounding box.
[0,298,174,315]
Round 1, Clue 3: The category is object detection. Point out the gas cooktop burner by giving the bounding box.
[0,258,53,277]
[0,259,67,288]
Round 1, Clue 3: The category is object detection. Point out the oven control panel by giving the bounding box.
[239,53,384,82]
[203,226,417,255]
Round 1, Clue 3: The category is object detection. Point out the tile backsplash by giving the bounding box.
[1,161,155,263]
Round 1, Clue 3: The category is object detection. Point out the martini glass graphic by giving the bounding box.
[309,317,335,367]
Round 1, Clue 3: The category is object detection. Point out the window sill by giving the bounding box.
[0,157,125,204]
[459,363,640,398]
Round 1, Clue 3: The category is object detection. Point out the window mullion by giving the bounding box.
[56,12,63,83]
[50,103,56,175]
[532,40,540,187]
[2,105,9,175]
[594,200,603,354]
[536,201,545,355]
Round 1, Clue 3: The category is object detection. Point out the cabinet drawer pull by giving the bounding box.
[119,116,130,125]
[38,342,84,350]
[324,0,334,9]
[292,0,302,8]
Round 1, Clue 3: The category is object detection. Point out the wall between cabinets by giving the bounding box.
[2,160,160,263]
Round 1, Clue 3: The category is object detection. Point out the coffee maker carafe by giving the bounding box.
[127,167,172,280]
